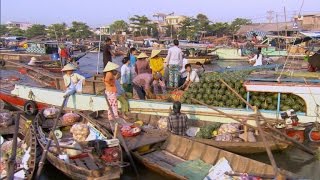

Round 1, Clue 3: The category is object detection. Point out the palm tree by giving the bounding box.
[129,15,150,36]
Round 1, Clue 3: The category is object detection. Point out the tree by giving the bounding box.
[178,17,197,40]
[210,22,231,36]
[8,27,25,36]
[196,13,210,31]
[129,15,150,36]
[110,20,128,34]
[25,24,46,38]
[0,25,8,36]
[230,18,252,34]
[67,21,93,39]
[47,23,67,39]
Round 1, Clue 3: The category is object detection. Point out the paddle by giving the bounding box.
[103,92,140,178]
[6,114,20,180]
[36,96,69,179]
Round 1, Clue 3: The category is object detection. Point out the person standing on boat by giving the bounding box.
[150,50,165,77]
[103,38,114,68]
[135,52,151,75]
[59,45,69,66]
[115,72,129,120]
[129,47,138,67]
[166,39,183,88]
[249,47,262,66]
[61,64,86,97]
[132,73,157,100]
[103,62,120,120]
[178,56,188,87]
[121,57,132,92]
[167,101,188,136]
[181,64,199,90]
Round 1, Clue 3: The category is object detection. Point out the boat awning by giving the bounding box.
[300,31,320,39]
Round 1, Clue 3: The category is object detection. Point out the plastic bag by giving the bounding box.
[43,107,59,118]
[186,127,200,137]
[0,111,13,127]
[70,123,90,142]
[121,125,141,137]
[61,113,80,126]
[215,133,233,142]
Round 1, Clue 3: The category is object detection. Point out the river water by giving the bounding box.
[2,53,319,179]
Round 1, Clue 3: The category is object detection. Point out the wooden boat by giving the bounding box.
[217,63,284,72]
[0,52,51,62]
[0,114,39,180]
[132,134,297,179]
[33,111,121,180]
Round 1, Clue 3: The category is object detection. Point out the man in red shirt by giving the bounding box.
[59,46,69,65]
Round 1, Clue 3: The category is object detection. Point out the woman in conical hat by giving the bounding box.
[135,52,151,75]
[103,62,120,120]
[61,64,86,98]
[149,49,165,77]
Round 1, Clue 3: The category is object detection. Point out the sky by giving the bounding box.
[1,0,320,27]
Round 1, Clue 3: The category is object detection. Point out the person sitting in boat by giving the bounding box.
[104,62,120,120]
[132,73,157,100]
[152,72,167,95]
[181,64,199,90]
[195,62,205,77]
[167,101,188,136]
[179,55,188,87]
[115,72,129,120]
[27,57,40,66]
[248,47,262,66]
[62,64,86,97]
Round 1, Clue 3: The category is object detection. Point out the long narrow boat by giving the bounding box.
[132,134,297,179]
[0,114,39,180]
[33,111,121,180]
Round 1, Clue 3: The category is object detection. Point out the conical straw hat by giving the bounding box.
[61,64,77,71]
[103,62,119,72]
[150,50,161,58]
[137,52,149,59]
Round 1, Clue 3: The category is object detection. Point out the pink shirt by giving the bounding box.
[132,73,153,90]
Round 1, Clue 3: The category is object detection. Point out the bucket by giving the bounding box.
[51,53,60,60]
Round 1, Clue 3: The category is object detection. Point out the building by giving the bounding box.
[237,22,300,36]
[294,12,320,31]
[6,21,33,30]
[165,15,186,28]
[97,25,111,35]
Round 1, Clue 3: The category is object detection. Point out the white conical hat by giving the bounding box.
[103,62,119,72]
[150,50,161,58]
[61,64,77,71]
[137,52,149,59]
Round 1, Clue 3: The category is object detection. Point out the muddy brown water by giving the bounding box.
[1,53,319,179]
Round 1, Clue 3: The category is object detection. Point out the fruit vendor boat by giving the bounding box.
[33,111,121,180]
[132,134,297,179]
[8,79,320,126]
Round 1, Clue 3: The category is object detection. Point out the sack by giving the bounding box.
[0,111,13,127]
[239,132,257,142]
[61,113,80,126]
[157,117,168,130]
[43,108,59,118]
[70,123,90,142]
[215,133,233,142]
[217,123,240,135]
[186,127,200,137]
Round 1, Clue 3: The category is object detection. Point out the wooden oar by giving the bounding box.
[103,93,140,178]
[218,78,315,155]
[36,96,69,179]
[6,114,20,180]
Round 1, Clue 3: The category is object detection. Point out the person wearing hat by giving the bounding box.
[152,72,167,95]
[27,57,40,66]
[166,101,188,135]
[132,73,157,100]
[103,62,120,120]
[150,50,165,77]
[61,64,86,97]
[135,52,151,75]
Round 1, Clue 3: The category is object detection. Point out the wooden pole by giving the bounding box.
[6,114,20,180]
[219,79,315,155]
[36,96,69,179]
[103,93,140,178]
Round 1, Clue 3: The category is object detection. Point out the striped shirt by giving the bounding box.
[167,113,188,135]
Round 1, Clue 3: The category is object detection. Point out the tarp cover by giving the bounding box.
[173,159,212,180]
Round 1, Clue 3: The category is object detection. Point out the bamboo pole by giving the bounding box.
[218,79,315,155]
[103,93,140,178]
[6,114,20,180]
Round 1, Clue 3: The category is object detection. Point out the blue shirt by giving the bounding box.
[130,54,136,67]
[115,80,125,97]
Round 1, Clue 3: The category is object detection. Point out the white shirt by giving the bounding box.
[179,58,188,78]
[186,70,199,83]
[250,54,263,66]
[63,73,85,87]
[121,64,131,84]
[166,46,183,66]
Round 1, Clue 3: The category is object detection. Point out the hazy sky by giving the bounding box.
[1,0,320,27]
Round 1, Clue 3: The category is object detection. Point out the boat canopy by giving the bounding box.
[300,31,320,39]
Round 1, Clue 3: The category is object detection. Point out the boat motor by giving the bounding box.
[281,109,299,126]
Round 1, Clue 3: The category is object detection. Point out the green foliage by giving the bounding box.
[47,23,67,39]
[8,27,25,36]
[67,21,93,39]
[110,20,128,34]
[0,25,8,36]
[229,18,252,34]
[25,24,46,38]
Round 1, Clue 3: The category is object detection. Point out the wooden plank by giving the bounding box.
[144,153,175,170]
[74,158,88,169]
[150,151,184,166]
[82,157,99,170]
